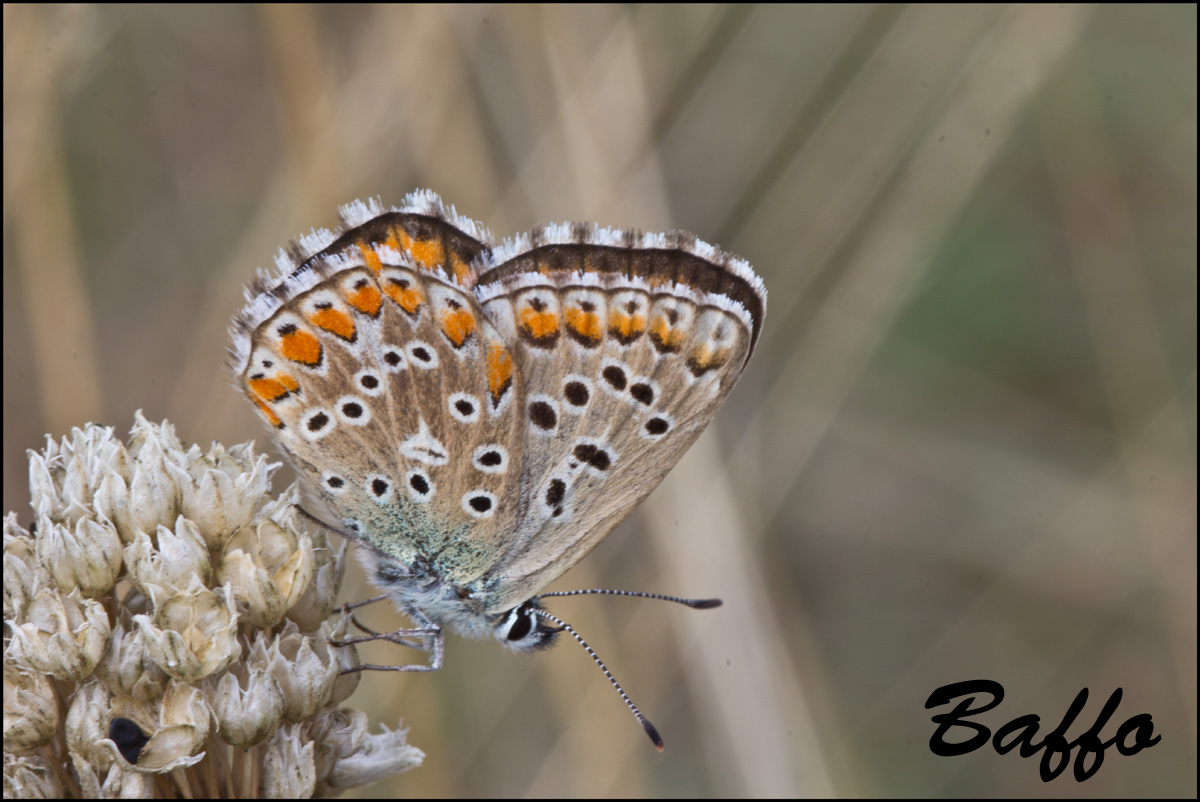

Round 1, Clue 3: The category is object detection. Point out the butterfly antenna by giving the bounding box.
[531,608,665,752]
[535,588,722,610]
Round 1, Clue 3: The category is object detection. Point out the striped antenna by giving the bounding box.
[531,607,666,751]
[535,588,722,609]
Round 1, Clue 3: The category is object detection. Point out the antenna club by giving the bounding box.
[643,719,665,752]
[690,598,723,609]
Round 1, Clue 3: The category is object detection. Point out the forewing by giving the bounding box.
[230,195,524,585]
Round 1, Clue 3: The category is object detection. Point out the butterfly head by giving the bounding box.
[492,599,563,652]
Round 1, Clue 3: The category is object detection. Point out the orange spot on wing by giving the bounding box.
[310,307,356,341]
[440,307,477,347]
[253,398,283,428]
[650,316,685,352]
[383,279,424,316]
[248,373,299,402]
[686,345,730,377]
[609,310,646,340]
[565,307,603,341]
[357,242,383,273]
[486,342,514,403]
[345,282,382,315]
[520,306,559,339]
[450,252,472,284]
[398,229,445,270]
[279,329,322,366]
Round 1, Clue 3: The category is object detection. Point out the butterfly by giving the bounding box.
[229,189,765,748]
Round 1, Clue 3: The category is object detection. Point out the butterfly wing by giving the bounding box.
[230,194,526,587]
[472,224,766,613]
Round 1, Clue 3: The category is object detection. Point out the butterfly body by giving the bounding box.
[230,190,765,653]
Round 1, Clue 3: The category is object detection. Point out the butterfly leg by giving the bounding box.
[343,612,426,651]
[331,611,444,673]
[337,594,391,613]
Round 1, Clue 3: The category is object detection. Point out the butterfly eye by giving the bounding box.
[504,609,532,641]
[494,604,559,652]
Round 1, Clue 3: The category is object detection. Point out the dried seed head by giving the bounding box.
[4,414,420,796]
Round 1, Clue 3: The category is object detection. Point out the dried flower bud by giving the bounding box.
[93,471,137,545]
[285,526,346,632]
[261,722,316,798]
[60,452,93,519]
[138,681,211,770]
[134,578,241,681]
[65,680,115,771]
[128,410,185,457]
[36,514,123,598]
[94,622,166,703]
[26,449,63,521]
[328,616,362,706]
[7,586,110,680]
[3,516,39,623]
[99,681,210,772]
[209,631,284,747]
[326,722,425,791]
[3,753,63,799]
[124,517,211,595]
[126,431,181,536]
[269,620,340,722]
[218,518,314,628]
[101,695,156,765]
[2,664,59,750]
[172,443,274,550]
[71,752,152,798]
[28,424,130,524]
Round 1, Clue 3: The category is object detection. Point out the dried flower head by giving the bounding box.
[4,412,422,798]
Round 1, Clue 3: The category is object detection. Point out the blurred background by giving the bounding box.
[4,4,1195,797]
